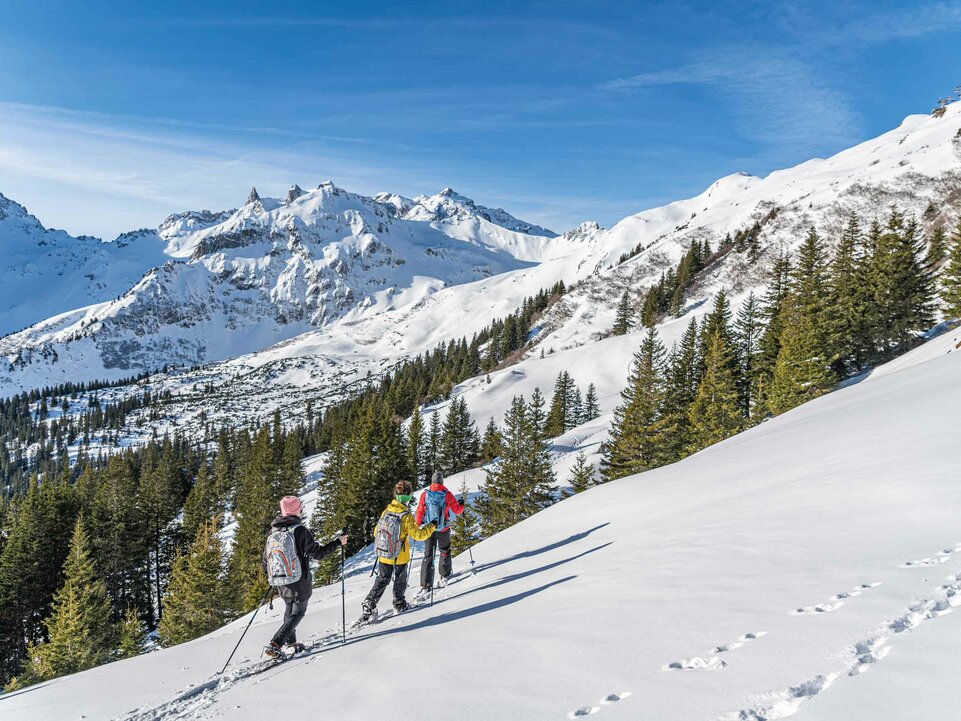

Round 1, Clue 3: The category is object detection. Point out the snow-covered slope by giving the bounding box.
[4,321,959,721]
[0,193,167,337]
[0,183,556,391]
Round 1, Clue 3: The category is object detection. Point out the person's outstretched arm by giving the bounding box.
[298,526,346,561]
[446,490,465,516]
[404,514,435,541]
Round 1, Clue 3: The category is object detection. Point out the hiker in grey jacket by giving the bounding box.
[262,495,347,657]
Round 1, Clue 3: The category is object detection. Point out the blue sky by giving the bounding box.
[0,0,958,238]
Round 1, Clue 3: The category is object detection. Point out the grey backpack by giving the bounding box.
[374,511,408,560]
[264,526,303,586]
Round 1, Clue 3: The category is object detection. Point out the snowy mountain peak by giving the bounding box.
[286,184,305,205]
[406,188,558,237]
[246,186,261,205]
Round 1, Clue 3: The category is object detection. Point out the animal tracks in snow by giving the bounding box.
[567,692,631,718]
[793,582,881,615]
[900,543,961,568]
[664,632,766,672]
[722,572,961,720]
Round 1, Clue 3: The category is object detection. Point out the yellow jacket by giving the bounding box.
[374,499,435,565]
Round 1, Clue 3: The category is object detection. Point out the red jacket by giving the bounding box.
[415,483,464,532]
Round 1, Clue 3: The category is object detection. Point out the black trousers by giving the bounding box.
[365,561,410,610]
[271,586,312,646]
[420,529,452,588]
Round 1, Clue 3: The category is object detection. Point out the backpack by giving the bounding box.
[375,511,409,560]
[423,489,447,528]
[264,526,303,587]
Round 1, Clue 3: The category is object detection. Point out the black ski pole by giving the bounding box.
[468,544,475,570]
[220,585,272,675]
[340,544,347,645]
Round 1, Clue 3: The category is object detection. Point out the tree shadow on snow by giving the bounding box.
[470,523,610,575]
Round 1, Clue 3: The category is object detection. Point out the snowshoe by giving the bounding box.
[414,586,431,602]
[264,642,286,660]
[393,600,413,613]
[352,606,378,628]
[437,575,448,589]
[286,642,306,655]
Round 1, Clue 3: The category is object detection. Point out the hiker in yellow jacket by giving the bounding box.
[359,480,435,622]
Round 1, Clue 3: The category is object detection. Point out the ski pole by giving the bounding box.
[220,585,272,674]
[468,544,475,569]
[430,538,437,607]
[340,544,347,646]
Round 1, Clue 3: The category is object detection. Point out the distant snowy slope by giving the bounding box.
[3,313,959,721]
[0,193,166,337]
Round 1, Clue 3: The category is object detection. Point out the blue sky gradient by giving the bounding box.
[1,0,958,238]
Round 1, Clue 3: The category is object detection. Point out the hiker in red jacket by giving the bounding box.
[416,471,465,593]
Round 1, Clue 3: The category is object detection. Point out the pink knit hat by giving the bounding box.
[280,496,303,517]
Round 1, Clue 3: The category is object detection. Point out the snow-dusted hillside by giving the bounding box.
[0,193,167,337]
[3,322,959,721]
[0,184,556,392]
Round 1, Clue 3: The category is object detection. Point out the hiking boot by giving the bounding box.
[393,600,412,613]
[264,641,284,659]
[358,604,377,622]
[286,643,306,654]
[438,575,448,589]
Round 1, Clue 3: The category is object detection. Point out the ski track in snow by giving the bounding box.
[115,570,480,720]
[719,567,961,720]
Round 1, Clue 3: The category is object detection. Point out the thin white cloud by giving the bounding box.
[597,48,861,154]
[0,102,443,238]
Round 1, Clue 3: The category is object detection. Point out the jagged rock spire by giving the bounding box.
[286,185,305,205]
[247,187,261,205]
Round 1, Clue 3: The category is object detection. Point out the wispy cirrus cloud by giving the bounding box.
[597,48,861,154]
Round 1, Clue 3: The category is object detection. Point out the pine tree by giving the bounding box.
[661,317,701,459]
[226,427,275,611]
[942,220,961,319]
[23,518,113,682]
[544,371,574,437]
[568,386,583,427]
[480,417,503,462]
[479,394,555,536]
[687,331,743,453]
[567,452,598,494]
[582,383,600,421]
[733,292,762,419]
[158,518,230,646]
[755,251,793,401]
[528,387,548,441]
[766,303,836,415]
[438,397,480,475]
[0,478,77,681]
[116,607,147,660]
[828,216,870,373]
[601,328,671,481]
[89,454,150,620]
[611,291,632,336]
[183,462,220,544]
[868,210,936,359]
[925,223,947,270]
[407,408,425,484]
[424,411,441,478]
[449,480,480,556]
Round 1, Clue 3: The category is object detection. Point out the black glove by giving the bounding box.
[459,497,466,506]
